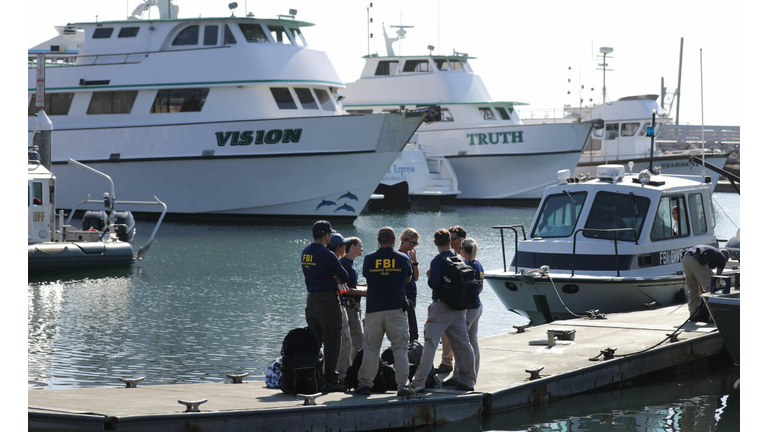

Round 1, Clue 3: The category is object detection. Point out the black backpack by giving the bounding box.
[437,255,479,310]
[382,342,440,388]
[345,349,388,392]
[279,327,326,394]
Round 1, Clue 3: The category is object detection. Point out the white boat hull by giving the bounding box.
[39,113,425,218]
[423,122,593,199]
[485,271,685,324]
[575,154,730,184]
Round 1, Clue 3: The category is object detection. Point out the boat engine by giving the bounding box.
[82,210,108,231]
[114,211,136,243]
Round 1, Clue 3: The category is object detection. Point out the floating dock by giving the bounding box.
[29,304,725,431]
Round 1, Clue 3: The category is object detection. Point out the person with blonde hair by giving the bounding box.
[443,238,484,387]
[398,228,420,342]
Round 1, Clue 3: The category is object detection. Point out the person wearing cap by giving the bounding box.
[340,237,366,363]
[398,228,421,342]
[301,220,349,392]
[355,227,412,396]
[327,233,354,383]
[411,228,476,393]
[436,225,467,374]
[682,245,730,322]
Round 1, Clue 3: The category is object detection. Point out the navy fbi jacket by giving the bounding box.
[363,247,412,313]
[428,250,457,301]
[301,243,348,293]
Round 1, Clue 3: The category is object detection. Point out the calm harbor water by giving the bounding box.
[27,192,741,430]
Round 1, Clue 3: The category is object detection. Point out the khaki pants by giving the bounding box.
[682,254,713,315]
[411,300,476,388]
[357,308,410,390]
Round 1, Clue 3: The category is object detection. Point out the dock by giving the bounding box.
[29,304,725,431]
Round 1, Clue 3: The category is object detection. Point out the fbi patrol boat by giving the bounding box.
[484,162,738,325]
[27,1,427,220]
[340,25,595,202]
[28,148,165,272]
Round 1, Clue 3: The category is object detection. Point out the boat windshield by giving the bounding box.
[532,191,587,238]
[583,192,649,241]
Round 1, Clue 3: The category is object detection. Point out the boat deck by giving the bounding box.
[29,304,724,431]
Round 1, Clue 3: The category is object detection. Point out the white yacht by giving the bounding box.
[340,26,595,202]
[484,164,738,325]
[27,2,427,220]
[523,95,730,182]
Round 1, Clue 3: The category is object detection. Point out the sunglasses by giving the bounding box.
[409,241,419,247]
[450,237,460,242]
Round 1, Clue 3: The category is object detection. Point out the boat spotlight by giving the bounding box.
[638,169,651,184]
[228,2,237,16]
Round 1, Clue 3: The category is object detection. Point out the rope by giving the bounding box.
[712,195,739,230]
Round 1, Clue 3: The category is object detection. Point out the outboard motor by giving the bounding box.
[114,211,136,243]
[82,210,108,231]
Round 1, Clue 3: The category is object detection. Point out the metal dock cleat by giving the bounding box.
[585,309,606,320]
[297,392,323,406]
[178,399,208,413]
[667,332,680,343]
[601,347,617,360]
[226,373,249,383]
[513,324,529,334]
[117,377,145,388]
[644,301,659,309]
[525,366,545,380]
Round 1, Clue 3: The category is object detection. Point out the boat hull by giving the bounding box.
[485,271,686,325]
[429,122,592,199]
[703,291,740,365]
[28,241,135,271]
[40,112,425,218]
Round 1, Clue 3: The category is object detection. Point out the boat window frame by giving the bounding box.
[288,27,306,46]
[224,25,237,44]
[531,191,588,238]
[495,107,511,120]
[374,60,399,76]
[203,25,219,46]
[150,88,209,113]
[605,122,619,140]
[172,25,200,46]
[118,27,140,38]
[479,107,496,120]
[313,88,336,111]
[267,25,292,44]
[450,59,465,71]
[688,192,709,235]
[86,90,138,115]
[270,87,298,110]
[30,182,44,207]
[582,191,650,241]
[441,108,454,122]
[93,27,114,39]
[434,58,451,71]
[403,59,431,73]
[28,92,74,116]
[621,122,640,137]
[650,194,690,241]
[294,88,318,109]
[238,23,269,43]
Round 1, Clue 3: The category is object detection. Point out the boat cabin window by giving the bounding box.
[151,88,209,113]
[688,193,709,235]
[30,182,44,206]
[639,122,651,136]
[295,88,318,109]
[93,28,114,39]
[479,107,496,120]
[28,93,74,116]
[172,25,199,46]
[605,123,619,140]
[224,25,237,44]
[289,28,305,46]
[651,196,689,240]
[347,109,373,115]
[583,192,649,241]
[403,60,431,73]
[270,87,297,109]
[268,25,291,44]
[621,122,640,137]
[375,61,399,76]
[118,27,140,38]
[593,127,604,138]
[314,88,336,111]
[441,108,454,122]
[434,58,451,71]
[450,60,465,71]
[87,91,138,114]
[239,23,269,43]
[532,191,587,238]
[204,25,219,45]
[496,107,511,120]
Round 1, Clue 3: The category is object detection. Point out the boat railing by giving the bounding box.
[491,225,527,274]
[572,228,638,277]
[29,45,232,68]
